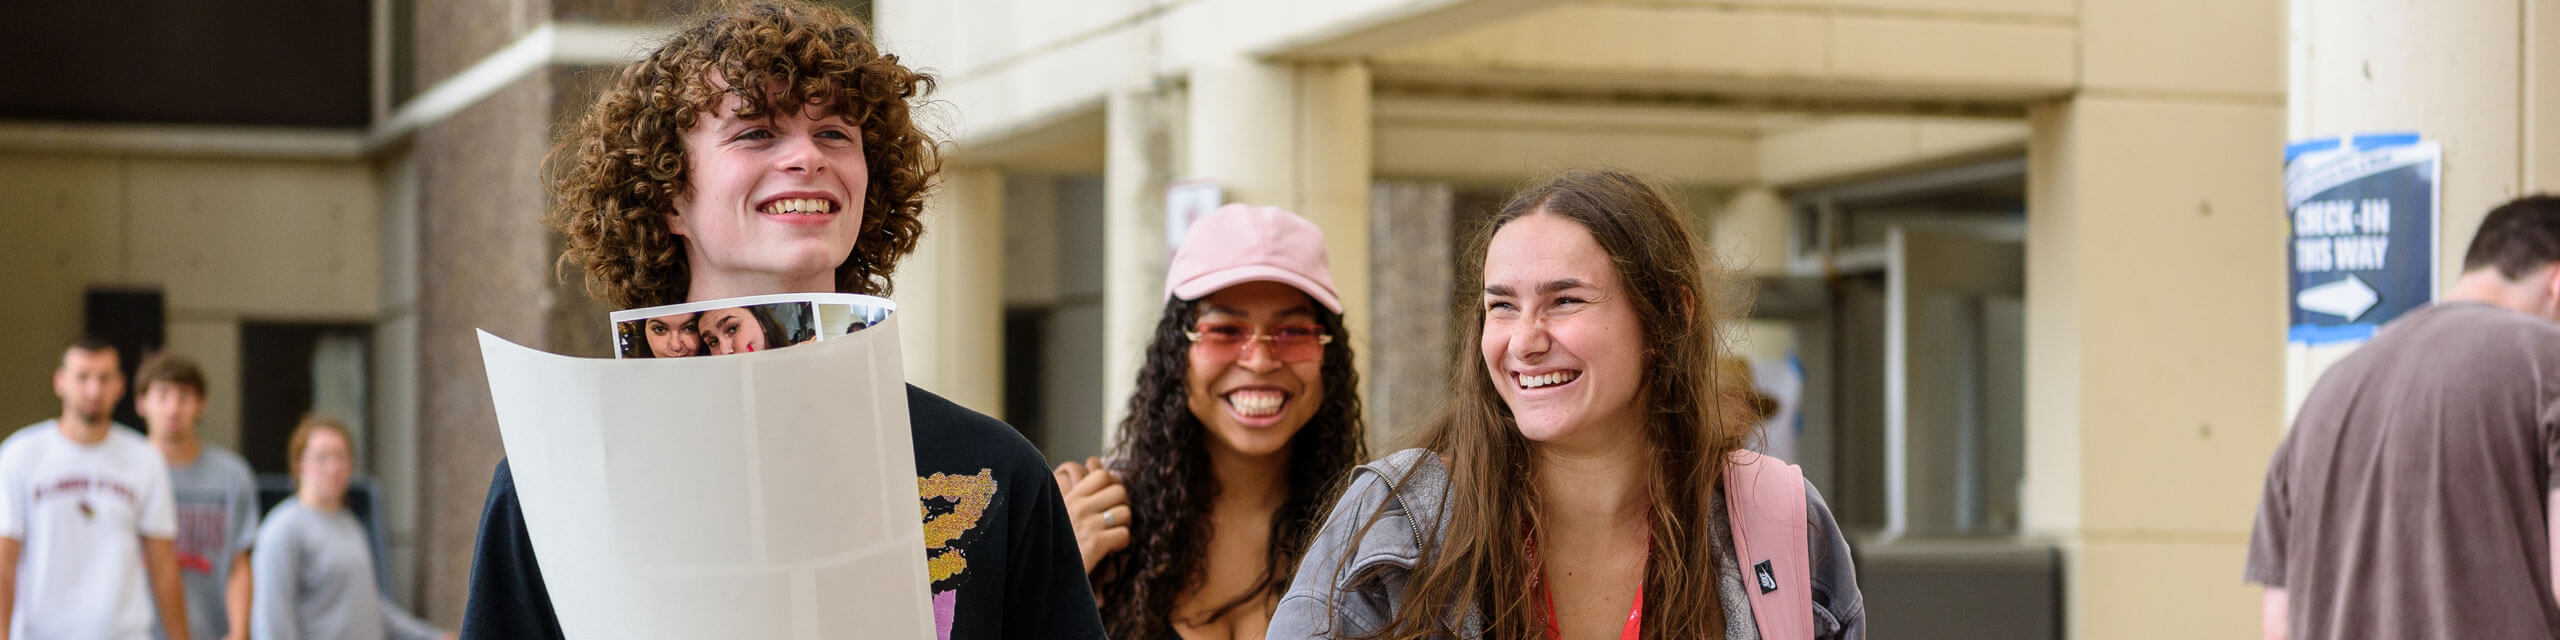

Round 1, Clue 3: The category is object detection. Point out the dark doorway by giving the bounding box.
[1002,308,1049,449]
[83,289,166,435]
[238,322,372,475]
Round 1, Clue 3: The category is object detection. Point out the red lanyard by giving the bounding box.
[1527,530,1646,640]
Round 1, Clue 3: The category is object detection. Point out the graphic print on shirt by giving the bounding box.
[174,502,229,573]
[919,469,996,640]
[33,474,139,523]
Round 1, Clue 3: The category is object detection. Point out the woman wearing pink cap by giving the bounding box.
[1053,203,1368,639]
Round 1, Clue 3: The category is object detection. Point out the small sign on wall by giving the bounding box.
[2282,132,2440,420]
[2284,133,2439,344]
[1165,178,1223,253]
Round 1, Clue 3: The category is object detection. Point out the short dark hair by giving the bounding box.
[135,352,207,397]
[2461,194,2560,279]
[69,334,115,354]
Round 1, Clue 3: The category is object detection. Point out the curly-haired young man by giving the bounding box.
[458,3,1105,639]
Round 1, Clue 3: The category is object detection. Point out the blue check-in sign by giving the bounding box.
[2284,133,2439,345]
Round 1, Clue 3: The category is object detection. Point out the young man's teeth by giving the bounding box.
[1227,390,1283,417]
[761,198,831,214]
[1520,371,1579,389]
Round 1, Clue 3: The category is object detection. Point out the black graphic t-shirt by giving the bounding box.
[459,385,1104,640]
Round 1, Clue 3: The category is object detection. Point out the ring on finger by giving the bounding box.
[1103,509,1119,526]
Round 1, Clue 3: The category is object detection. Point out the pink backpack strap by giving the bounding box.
[1724,449,1813,640]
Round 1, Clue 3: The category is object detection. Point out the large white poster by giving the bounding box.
[477,297,929,639]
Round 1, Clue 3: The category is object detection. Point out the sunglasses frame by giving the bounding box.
[1183,322,1334,362]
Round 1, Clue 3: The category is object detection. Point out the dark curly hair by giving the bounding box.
[1092,297,1368,638]
[546,0,940,309]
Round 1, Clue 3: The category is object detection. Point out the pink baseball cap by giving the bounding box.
[1164,203,1343,313]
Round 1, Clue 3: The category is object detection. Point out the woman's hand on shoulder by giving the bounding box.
[1053,457,1132,573]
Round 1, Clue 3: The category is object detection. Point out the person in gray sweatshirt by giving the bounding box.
[250,416,451,640]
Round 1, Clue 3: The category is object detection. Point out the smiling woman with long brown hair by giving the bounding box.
[1268,169,1863,640]
[1055,204,1367,639]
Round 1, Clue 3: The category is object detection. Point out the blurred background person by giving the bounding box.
[0,337,191,639]
[137,352,259,640]
[2247,195,2560,639]
[251,415,451,640]
[1054,204,1367,639]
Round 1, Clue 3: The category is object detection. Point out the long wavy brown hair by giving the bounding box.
[1096,297,1368,639]
[546,0,939,309]
[1348,168,1748,639]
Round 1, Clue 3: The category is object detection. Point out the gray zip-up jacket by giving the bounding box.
[1267,449,1865,639]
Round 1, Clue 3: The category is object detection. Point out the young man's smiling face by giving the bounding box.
[668,87,868,300]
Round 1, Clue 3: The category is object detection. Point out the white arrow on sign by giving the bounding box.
[2298,274,2380,321]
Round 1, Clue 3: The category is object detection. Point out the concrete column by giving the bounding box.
[1295,63,1375,402]
[898,166,1007,416]
[412,73,566,624]
[1100,85,1182,440]
[2024,1,2286,635]
[1368,181,1454,443]
[2291,0,2560,277]
[372,149,424,604]
[1712,185,1792,277]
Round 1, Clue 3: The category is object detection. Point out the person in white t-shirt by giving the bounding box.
[0,337,192,640]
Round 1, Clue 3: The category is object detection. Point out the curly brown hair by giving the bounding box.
[1094,297,1367,639]
[547,0,940,309]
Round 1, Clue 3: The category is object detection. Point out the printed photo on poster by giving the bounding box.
[478,297,930,639]
[610,293,894,359]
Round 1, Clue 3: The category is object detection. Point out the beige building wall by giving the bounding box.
[2291,0,2560,277]
[899,166,1009,413]
[0,146,381,450]
[2020,1,2285,636]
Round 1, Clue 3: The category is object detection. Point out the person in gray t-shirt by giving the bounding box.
[253,416,448,640]
[138,353,259,640]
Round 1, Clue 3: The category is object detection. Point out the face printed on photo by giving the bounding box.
[700,306,771,355]
[646,312,703,358]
